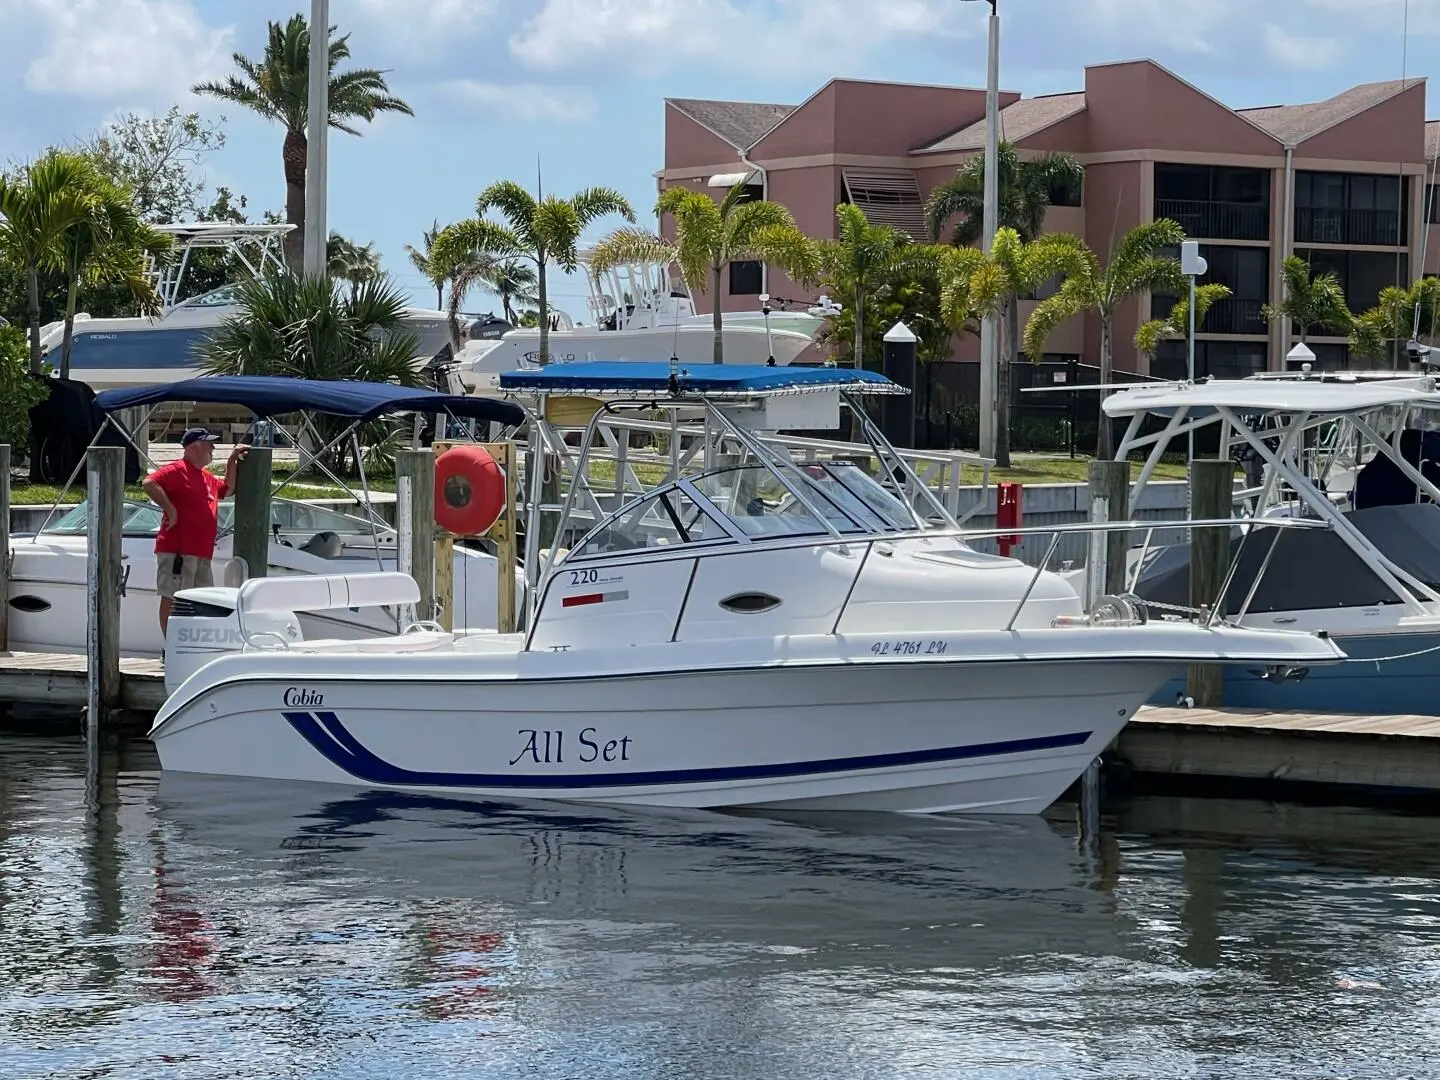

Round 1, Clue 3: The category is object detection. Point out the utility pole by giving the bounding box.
[303,0,330,275]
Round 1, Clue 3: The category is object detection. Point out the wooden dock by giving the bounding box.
[0,652,165,711]
[1122,705,1440,794]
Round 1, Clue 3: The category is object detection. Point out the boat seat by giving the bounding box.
[293,630,455,654]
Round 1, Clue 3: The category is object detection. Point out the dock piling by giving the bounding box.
[1188,459,1233,707]
[233,446,273,581]
[395,449,436,624]
[0,444,10,652]
[1087,459,1130,597]
[85,447,123,736]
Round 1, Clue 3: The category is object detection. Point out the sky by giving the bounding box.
[1,0,1438,321]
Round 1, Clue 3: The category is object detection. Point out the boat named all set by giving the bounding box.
[510,728,633,766]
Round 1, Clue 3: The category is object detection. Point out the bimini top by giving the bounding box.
[497,361,907,398]
[1102,378,1440,419]
[95,376,526,426]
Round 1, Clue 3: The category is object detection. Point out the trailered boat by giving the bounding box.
[148,362,1343,814]
[9,377,525,657]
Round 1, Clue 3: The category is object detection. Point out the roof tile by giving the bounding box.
[912,92,1086,154]
[1237,80,1416,146]
[666,98,794,152]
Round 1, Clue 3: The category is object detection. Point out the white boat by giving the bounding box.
[451,253,826,393]
[9,376,527,658]
[45,223,462,390]
[149,363,1342,814]
[1083,375,1440,714]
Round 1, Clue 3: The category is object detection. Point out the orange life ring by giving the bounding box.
[434,445,505,536]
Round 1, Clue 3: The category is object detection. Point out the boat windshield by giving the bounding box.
[44,497,381,537]
[172,284,241,310]
[567,461,917,560]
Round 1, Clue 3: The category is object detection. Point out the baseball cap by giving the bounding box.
[181,427,221,447]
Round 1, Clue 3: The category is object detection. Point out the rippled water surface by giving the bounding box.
[4,736,1440,1078]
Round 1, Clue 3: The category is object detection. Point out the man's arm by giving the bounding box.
[142,474,178,528]
[220,444,250,498]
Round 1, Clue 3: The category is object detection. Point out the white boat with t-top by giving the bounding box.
[8,376,525,657]
[150,363,1343,814]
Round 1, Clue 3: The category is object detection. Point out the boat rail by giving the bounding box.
[522,515,1330,651]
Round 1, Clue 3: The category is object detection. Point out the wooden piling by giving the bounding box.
[395,449,436,624]
[86,447,123,736]
[1087,459,1130,597]
[1188,459,1234,707]
[0,444,10,652]
[491,440,519,634]
[232,446,273,581]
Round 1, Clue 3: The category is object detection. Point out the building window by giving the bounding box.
[738,182,764,204]
[1152,244,1268,335]
[1294,171,1407,246]
[1021,272,1064,302]
[729,260,763,295]
[1153,340,1268,381]
[1048,172,1083,208]
[1426,184,1440,225]
[1153,164,1270,242]
[1293,248,1408,315]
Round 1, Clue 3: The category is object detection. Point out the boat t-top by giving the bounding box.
[148,363,1343,814]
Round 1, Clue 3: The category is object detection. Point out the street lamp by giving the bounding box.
[303,0,330,275]
[961,0,1000,458]
[759,292,775,365]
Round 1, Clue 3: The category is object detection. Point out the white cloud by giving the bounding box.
[13,0,233,101]
[442,79,598,123]
[507,0,973,78]
[1261,23,1345,71]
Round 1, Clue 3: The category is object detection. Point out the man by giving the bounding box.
[142,428,249,635]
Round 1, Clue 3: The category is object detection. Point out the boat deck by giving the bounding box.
[0,652,165,711]
[1123,705,1440,792]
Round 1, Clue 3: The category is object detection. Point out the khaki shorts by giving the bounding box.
[156,553,214,599]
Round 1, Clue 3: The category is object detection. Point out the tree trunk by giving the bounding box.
[282,127,307,274]
[60,265,79,381]
[712,265,724,364]
[1095,314,1114,460]
[435,283,443,309]
[536,253,550,364]
[995,296,1017,468]
[853,290,864,369]
[25,262,42,376]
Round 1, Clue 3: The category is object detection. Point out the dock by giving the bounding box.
[0,653,165,712]
[1121,706,1440,795]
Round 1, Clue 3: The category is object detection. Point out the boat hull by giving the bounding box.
[151,658,1181,813]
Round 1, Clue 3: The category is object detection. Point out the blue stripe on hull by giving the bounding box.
[282,710,1094,790]
[1149,630,1440,715]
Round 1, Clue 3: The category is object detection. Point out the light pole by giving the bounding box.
[961,0,1000,458]
[303,0,330,276]
[759,292,775,365]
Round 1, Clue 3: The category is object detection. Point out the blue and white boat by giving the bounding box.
[1101,376,1440,714]
[41,223,462,389]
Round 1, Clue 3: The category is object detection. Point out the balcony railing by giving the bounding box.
[1150,296,1267,335]
[1154,199,1270,241]
[1294,207,1403,247]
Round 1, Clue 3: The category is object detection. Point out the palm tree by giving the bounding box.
[1262,255,1354,344]
[192,14,413,272]
[1351,277,1440,362]
[1134,284,1233,364]
[0,151,98,374]
[938,229,1085,465]
[810,203,932,368]
[1023,219,1188,458]
[326,231,382,288]
[481,259,539,325]
[588,176,814,364]
[54,165,172,379]
[405,220,447,308]
[436,180,636,365]
[926,141,1085,246]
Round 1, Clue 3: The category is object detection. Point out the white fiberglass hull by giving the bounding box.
[149,625,1343,814]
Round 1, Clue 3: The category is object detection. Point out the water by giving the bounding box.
[3,737,1440,1079]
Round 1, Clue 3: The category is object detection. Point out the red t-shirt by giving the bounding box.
[150,460,226,558]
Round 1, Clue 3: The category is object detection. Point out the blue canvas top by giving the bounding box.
[95,376,525,425]
[496,362,906,397]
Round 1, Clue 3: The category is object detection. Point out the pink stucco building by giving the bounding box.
[659,59,1438,382]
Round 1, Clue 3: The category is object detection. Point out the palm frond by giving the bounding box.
[588,228,678,275]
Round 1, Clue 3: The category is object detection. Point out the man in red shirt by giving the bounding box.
[142,428,250,634]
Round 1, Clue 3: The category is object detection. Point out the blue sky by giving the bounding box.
[0,0,1436,320]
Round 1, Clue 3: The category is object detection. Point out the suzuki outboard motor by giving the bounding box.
[164,587,301,695]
